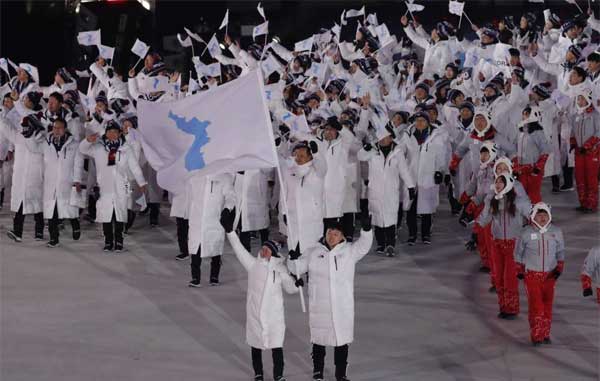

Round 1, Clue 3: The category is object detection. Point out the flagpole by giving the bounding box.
[131,56,143,72]
[200,34,215,56]
[256,69,306,313]
[458,11,464,30]
[462,11,475,28]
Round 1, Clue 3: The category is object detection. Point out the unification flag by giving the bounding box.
[137,70,278,194]
[77,29,101,46]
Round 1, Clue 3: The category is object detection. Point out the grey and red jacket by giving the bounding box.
[570,108,600,151]
[515,225,565,273]
[477,193,531,241]
[581,247,600,294]
[515,124,550,170]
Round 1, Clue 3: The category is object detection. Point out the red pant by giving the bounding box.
[475,224,495,287]
[492,239,520,314]
[524,271,556,342]
[519,170,544,204]
[574,150,599,210]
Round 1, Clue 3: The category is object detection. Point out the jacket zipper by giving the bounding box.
[503,207,506,240]
[334,256,338,271]
[273,270,275,283]
[210,181,213,193]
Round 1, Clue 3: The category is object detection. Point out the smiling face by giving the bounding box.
[105,129,120,142]
[577,95,589,109]
[474,114,488,131]
[294,147,312,165]
[480,150,490,164]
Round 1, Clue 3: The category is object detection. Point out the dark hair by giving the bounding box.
[588,52,600,63]
[490,180,516,216]
[571,66,587,80]
[49,92,64,103]
[53,117,68,129]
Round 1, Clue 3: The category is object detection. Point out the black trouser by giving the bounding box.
[148,202,160,225]
[0,188,5,207]
[341,213,355,241]
[551,175,560,190]
[48,205,79,242]
[562,164,574,188]
[374,225,396,248]
[312,344,348,379]
[190,246,221,282]
[102,210,124,245]
[125,210,136,231]
[251,347,283,378]
[88,187,99,220]
[323,217,341,237]
[176,217,189,255]
[406,198,432,239]
[13,203,43,238]
[396,202,403,227]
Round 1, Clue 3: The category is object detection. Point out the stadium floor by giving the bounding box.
[1,184,598,380]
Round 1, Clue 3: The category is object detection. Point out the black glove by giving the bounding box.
[583,288,593,297]
[361,213,372,231]
[219,208,235,233]
[465,233,477,251]
[434,171,443,185]
[458,207,474,227]
[532,167,541,175]
[283,214,287,225]
[279,124,290,136]
[363,142,372,151]
[291,274,305,287]
[579,147,587,155]
[517,272,525,280]
[444,174,451,186]
[552,268,561,280]
[408,187,416,200]
[274,137,281,147]
[364,180,369,187]
[449,168,457,176]
[288,243,301,260]
[309,140,318,154]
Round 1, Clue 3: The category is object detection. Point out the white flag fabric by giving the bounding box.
[77,29,101,46]
[332,23,341,39]
[253,21,269,39]
[0,58,9,75]
[407,3,425,12]
[184,27,205,44]
[257,2,266,19]
[367,13,378,25]
[345,6,365,18]
[98,44,115,60]
[285,112,310,134]
[565,0,576,3]
[131,38,150,58]
[529,0,545,3]
[177,33,193,47]
[137,70,278,194]
[139,75,171,93]
[375,24,392,45]
[261,54,281,77]
[264,82,284,102]
[543,9,551,21]
[448,1,465,16]
[294,35,315,52]
[305,61,327,82]
[201,62,221,78]
[219,9,229,30]
[206,34,222,58]
[78,91,95,113]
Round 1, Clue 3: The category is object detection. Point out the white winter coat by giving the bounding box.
[79,137,146,223]
[399,126,448,214]
[227,232,297,349]
[281,155,327,252]
[0,109,45,214]
[42,134,84,219]
[187,173,236,257]
[234,169,271,232]
[290,229,373,347]
[357,144,415,227]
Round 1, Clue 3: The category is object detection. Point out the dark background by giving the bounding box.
[0,0,593,84]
